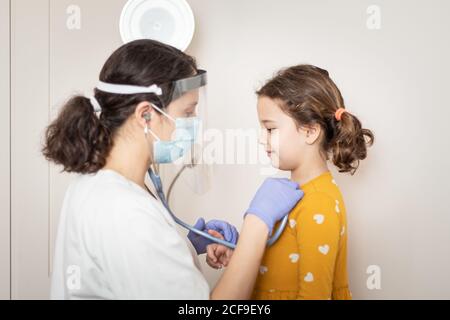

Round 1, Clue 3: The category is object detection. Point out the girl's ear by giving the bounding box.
[302,123,322,145]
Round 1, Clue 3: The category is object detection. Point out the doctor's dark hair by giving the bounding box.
[42,39,198,174]
[257,65,374,175]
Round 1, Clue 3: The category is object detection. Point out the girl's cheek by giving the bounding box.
[278,129,292,156]
[269,130,280,153]
[278,131,302,168]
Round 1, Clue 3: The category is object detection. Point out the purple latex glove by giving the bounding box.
[188,218,239,255]
[245,178,304,234]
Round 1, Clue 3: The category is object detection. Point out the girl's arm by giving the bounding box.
[210,178,303,300]
[294,192,348,299]
[210,215,268,300]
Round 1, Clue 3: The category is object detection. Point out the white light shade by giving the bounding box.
[120,0,195,52]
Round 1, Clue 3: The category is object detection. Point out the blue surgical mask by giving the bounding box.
[146,105,200,164]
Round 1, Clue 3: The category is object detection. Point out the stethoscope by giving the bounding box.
[148,168,288,249]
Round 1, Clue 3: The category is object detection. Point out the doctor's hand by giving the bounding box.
[245,178,304,234]
[188,218,239,255]
[206,230,234,270]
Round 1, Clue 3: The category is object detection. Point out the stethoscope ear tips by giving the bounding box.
[143,113,152,121]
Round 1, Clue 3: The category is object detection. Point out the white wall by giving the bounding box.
[175,0,450,299]
[2,0,450,299]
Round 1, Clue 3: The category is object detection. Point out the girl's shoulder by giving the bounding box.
[295,191,337,213]
[290,173,345,220]
[300,172,339,194]
[289,190,344,229]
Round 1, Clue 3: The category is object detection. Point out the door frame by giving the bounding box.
[10,0,50,299]
[0,0,11,300]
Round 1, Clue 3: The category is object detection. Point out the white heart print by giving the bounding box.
[318,244,330,255]
[289,219,296,228]
[313,214,325,224]
[289,253,300,263]
[335,200,340,213]
[259,266,268,275]
[304,272,314,282]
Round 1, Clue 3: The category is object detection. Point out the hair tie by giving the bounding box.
[90,96,102,113]
[335,108,347,121]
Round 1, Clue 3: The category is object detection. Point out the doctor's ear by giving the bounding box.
[300,123,322,145]
[134,101,154,127]
[143,113,152,121]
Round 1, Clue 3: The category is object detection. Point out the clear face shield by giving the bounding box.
[153,70,211,200]
[153,70,207,165]
[91,70,210,198]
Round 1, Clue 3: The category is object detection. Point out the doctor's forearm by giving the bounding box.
[210,215,268,300]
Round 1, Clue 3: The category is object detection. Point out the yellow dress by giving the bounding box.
[252,172,352,300]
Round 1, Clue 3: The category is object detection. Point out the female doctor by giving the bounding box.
[43,39,303,300]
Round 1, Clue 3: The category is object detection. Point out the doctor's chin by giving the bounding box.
[1,0,450,310]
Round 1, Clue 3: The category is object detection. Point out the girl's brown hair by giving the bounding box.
[42,39,198,174]
[257,64,374,175]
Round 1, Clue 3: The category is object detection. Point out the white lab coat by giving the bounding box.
[50,169,210,300]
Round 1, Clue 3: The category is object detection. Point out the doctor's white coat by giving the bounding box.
[50,169,210,300]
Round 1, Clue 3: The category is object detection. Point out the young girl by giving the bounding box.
[207,64,374,300]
